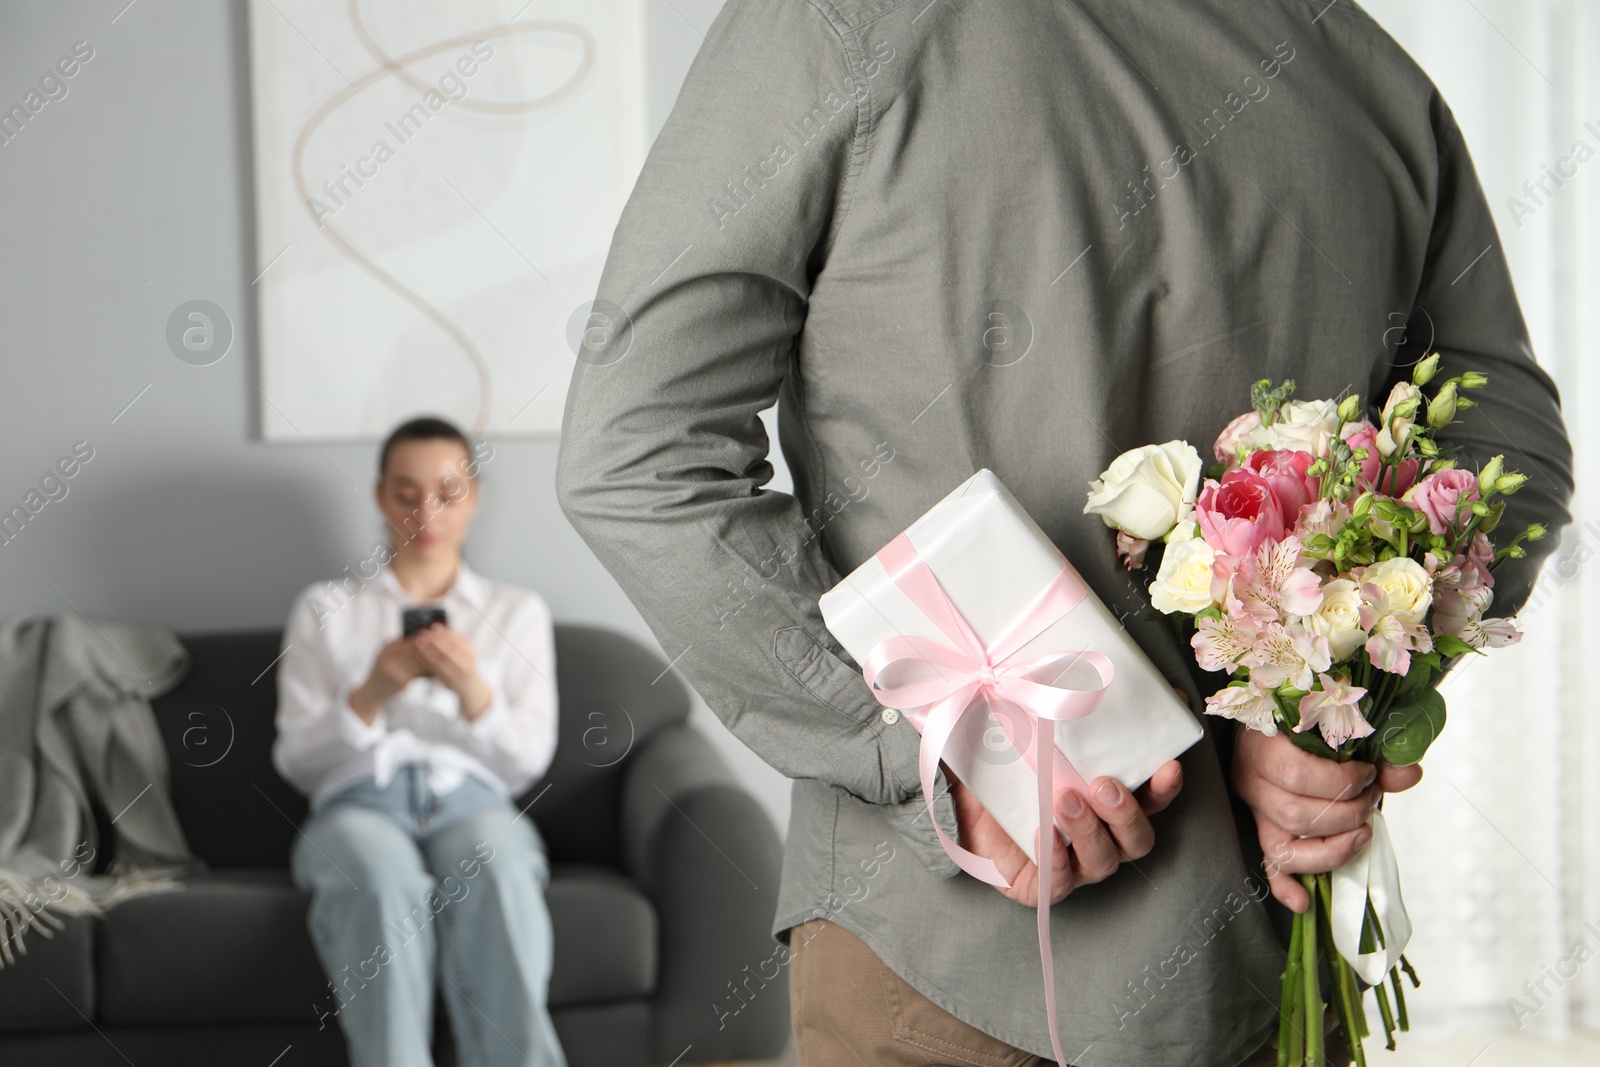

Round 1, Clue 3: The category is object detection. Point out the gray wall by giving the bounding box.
[0,0,797,837]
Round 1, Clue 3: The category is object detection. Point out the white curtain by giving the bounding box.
[1360,0,1600,1037]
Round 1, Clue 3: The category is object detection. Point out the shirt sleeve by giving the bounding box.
[271,586,388,797]
[554,0,961,876]
[438,594,559,798]
[1375,95,1575,617]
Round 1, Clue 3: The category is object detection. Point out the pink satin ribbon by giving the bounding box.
[859,532,1114,1067]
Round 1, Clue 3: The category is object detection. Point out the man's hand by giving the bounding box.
[412,623,493,720]
[948,759,1183,908]
[1231,727,1424,912]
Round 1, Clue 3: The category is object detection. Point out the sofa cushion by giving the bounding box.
[96,869,324,1024]
[546,864,657,1005]
[0,912,95,1034]
[151,630,309,869]
[95,864,655,1024]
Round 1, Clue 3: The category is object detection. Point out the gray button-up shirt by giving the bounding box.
[556,1,1575,1063]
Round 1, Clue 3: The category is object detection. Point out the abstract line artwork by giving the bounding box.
[248,0,647,439]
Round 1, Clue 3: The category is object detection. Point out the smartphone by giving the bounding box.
[402,606,448,637]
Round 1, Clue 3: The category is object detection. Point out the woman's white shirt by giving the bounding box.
[272,559,558,811]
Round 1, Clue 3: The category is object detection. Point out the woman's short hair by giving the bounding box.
[378,416,477,482]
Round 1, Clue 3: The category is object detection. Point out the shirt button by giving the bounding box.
[879,707,900,725]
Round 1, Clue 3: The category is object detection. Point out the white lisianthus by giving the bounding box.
[1149,533,1217,614]
[1262,399,1340,455]
[1359,557,1433,622]
[1084,441,1203,541]
[1306,578,1366,661]
[1377,382,1421,458]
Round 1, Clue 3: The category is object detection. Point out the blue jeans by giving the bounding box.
[290,762,567,1067]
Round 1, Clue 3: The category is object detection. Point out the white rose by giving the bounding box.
[1361,556,1433,621]
[1262,399,1340,455]
[1306,578,1365,661]
[1149,535,1217,615]
[1084,441,1203,541]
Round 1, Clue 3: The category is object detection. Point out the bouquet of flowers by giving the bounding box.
[1082,356,1546,1066]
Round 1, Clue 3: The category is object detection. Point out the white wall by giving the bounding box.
[0,0,799,836]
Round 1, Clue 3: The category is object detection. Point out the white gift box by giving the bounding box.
[819,468,1204,866]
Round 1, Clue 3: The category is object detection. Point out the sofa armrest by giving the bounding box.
[620,722,788,1062]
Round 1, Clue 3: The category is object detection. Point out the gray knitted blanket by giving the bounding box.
[0,613,204,967]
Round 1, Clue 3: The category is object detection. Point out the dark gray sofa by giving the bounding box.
[0,624,789,1066]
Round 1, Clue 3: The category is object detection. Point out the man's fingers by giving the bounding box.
[1240,779,1380,837]
[1032,825,1076,906]
[1376,760,1423,794]
[1135,760,1183,816]
[1087,777,1155,861]
[1268,868,1310,912]
[1258,816,1373,877]
[1053,788,1122,882]
[1243,729,1376,801]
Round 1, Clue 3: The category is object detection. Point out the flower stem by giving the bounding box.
[1301,874,1324,1066]
[1280,908,1303,1067]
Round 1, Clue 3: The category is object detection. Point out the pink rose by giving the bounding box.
[1214,411,1263,466]
[1245,449,1318,516]
[1410,468,1480,536]
[1341,421,1419,495]
[1196,470,1286,557]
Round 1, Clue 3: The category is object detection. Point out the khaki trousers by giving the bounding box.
[789,917,1346,1067]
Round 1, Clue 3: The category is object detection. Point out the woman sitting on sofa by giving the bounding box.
[272,416,566,1067]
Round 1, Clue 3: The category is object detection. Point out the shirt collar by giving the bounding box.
[378,557,488,612]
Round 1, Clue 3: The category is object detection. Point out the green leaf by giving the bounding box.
[1432,633,1484,660]
[1378,689,1447,766]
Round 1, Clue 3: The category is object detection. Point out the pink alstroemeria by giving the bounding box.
[1246,621,1333,691]
[1295,672,1374,748]
[1358,582,1435,674]
[1294,497,1351,546]
[1116,531,1151,570]
[1236,535,1325,620]
[1433,583,1522,650]
[1205,682,1280,736]
[1192,611,1264,675]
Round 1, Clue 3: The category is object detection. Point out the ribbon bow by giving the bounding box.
[858,532,1114,1066]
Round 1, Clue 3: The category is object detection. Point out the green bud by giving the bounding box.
[1410,511,1430,534]
[1416,436,1440,458]
[1479,499,1506,533]
[1337,394,1363,422]
[1352,491,1375,518]
[1527,522,1547,541]
[1412,352,1441,386]
[1508,544,1526,559]
[1460,371,1489,389]
[1477,455,1504,495]
[1427,382,1459,428]
[1470,500,1491,517]
[1494,472,1528,495]
[1392,397,1422,422]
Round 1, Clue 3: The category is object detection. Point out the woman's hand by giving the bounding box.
[412,623,493,720]
[348,636,428,724]
[949,759,1183,908]
[1230,727,1424,912]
